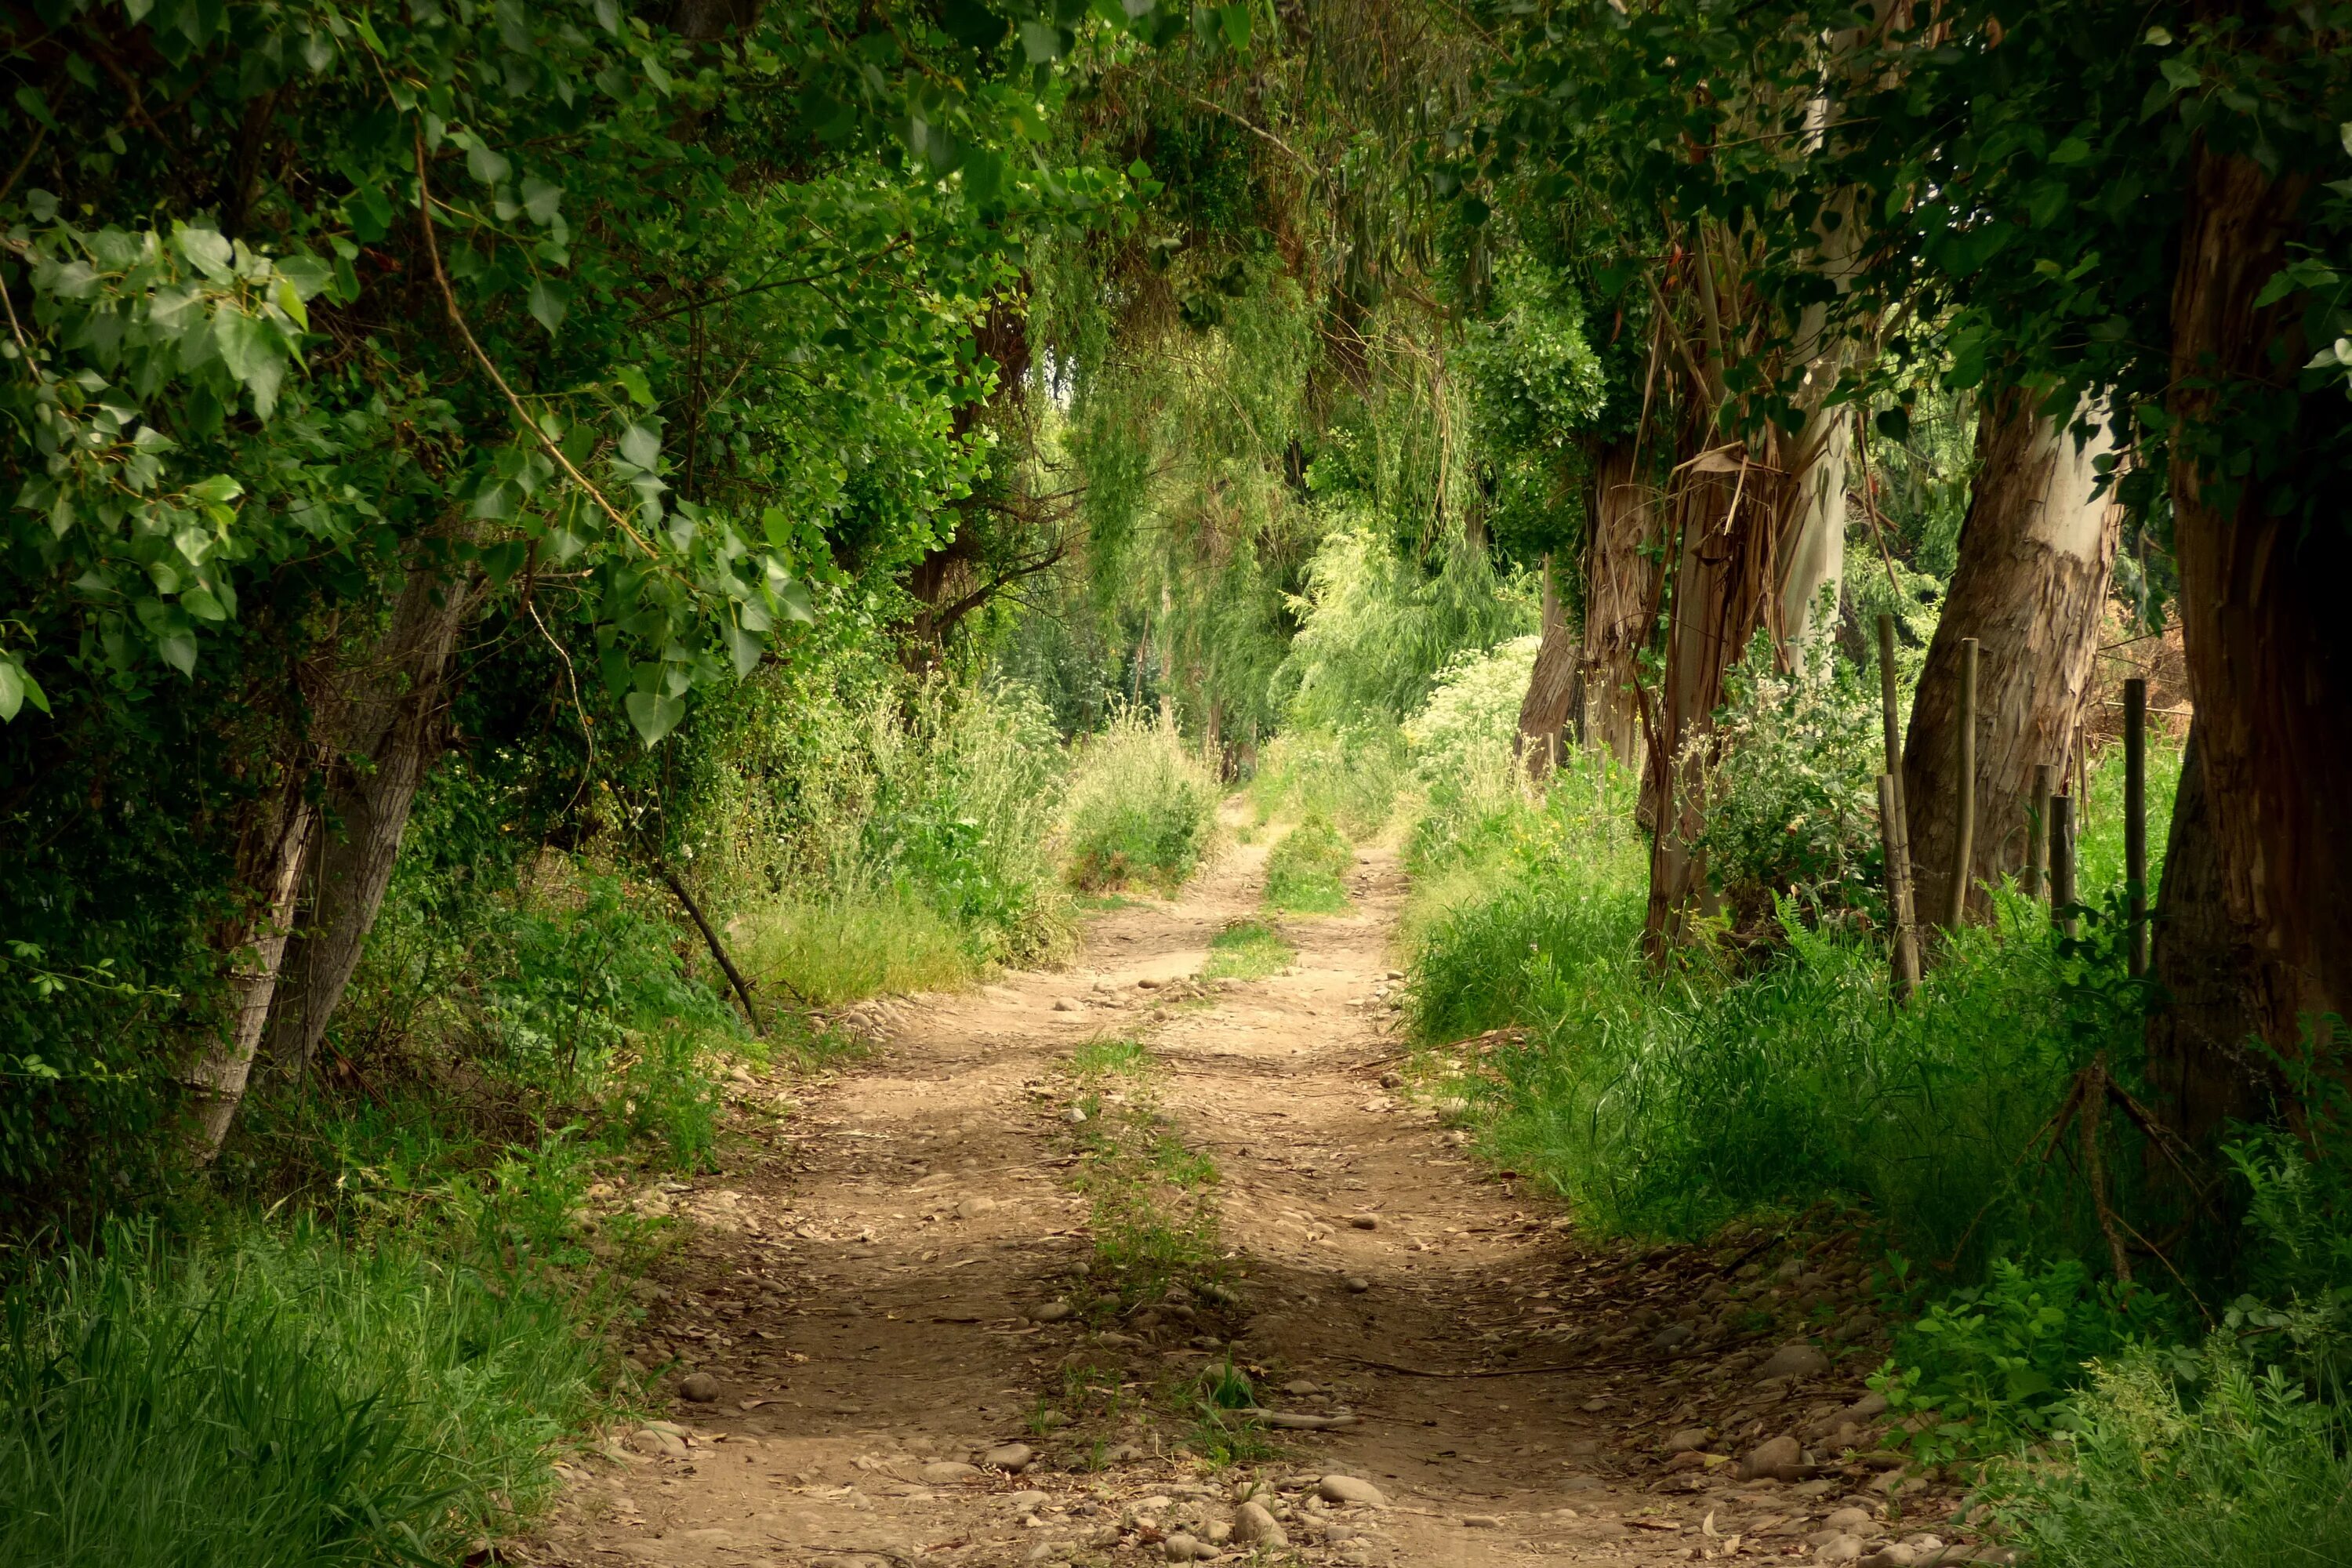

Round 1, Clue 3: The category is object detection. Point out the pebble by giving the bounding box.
[956,1196,998,1219]
[627,1426,689,1458]
[678,1372,720,1403]
[1664,1428,1711,1454]
[984,1443,1035,1472]
[1461,1514,1501,1528]
[1007,1490,1050,1512]
[1826,1507,1875,1531]
[920,1461,982,1483]
[1232,1501,1288,1548]
[1348,1214,1379,1229]
[1064,1106,1088,1123]
[1163,1534,1205,1560]
[1650,1322,1695,1352]
[1816,1534,1865,1564]
[1317,1475,1388,1508]
[1740,1434,1801,1480]
[1754,1342,1832,1381]
[1029,1300,1073,1323]
[1379,1071,1404,1088]
[1846,1392,1890,1420]
[1343,1276,1370,1293]
[1053,997,1082,1011]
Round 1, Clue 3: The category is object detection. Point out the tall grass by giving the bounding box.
[1062,711,1220,894]
[0,1224,603,1568]
[1263,814,1353,913]
[1249,726,1408,839]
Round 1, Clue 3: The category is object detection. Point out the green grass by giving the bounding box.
[1062,713,1220,895]
[1059,1035,1222,1311]
[1263,813,1353,914]
[0,1222,604,1568]
[1248,727,1407,840]
[734,889,978,1004]
[1201,918,1295,981]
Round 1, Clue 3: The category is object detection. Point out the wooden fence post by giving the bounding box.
[2050,793,2078,939]
[1947,636,1980,927]
[2124,676,2147,976]
[2025,761,2055,902]
[1878,775,1922,1000]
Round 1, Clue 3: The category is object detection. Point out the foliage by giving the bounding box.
[1691,631,1888,926]
[1062,711,1219,895]
[0,1221,604,1568]
[1262,814,1352,914]
[1247,726,1408,840]
[1872,1258,2175,1461]
[1986,1340,2352,1568]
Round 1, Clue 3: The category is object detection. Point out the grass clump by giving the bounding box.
[1063,711,1219,895]
[735,889,977,1004]
[1263,814,1353,914]
[0,1223,603,1568]
[1202,919,1294,981]
[1058,1034,1221,1309]
[1249,726,1407,839]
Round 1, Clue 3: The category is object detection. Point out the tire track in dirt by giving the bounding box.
[521,822,1991,1568]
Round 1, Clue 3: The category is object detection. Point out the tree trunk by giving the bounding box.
[1778,408,1850,663]
[1517,553,1577,775]
[2146,720,2278,1145]
[184,775,318,1161]
[2162,145,2349,1069]
[264,554,478,1069]
[1902,390,2122,927]
[1577,441,1654,771]
[1643,439,1794,959]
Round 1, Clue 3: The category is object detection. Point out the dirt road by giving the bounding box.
[523,829,1991,1568]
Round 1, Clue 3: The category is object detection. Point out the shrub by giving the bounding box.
[735,890,976,1004]
[1263,814,1353,913]
[1248,725,1407,840]
[1062,712,1219,894]
[0,1223,603,1568]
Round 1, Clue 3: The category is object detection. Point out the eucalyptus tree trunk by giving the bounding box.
[184,776,318,1160]
[1643,434,1795,960]
[2160,143,2350,1075]
[1903,391,2122,927]
[1777,408,1850,660]
[1576,441,1655,771]
[263,554,480,1069]
[1517,553,1577,775]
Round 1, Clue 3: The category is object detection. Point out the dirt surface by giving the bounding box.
[521,827,2000,1568]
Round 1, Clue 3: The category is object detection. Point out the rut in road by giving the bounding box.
[523,827,1990,1568]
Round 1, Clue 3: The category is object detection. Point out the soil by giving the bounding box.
[519,826,1994,1568]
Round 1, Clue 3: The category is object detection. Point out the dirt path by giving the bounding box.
[524,827,1994,1568]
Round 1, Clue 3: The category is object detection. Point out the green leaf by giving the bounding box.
[0,662,21,722]
[1217,4,1250,51]
[180,585,228,622]
[521,176,564,226]
[1018,19,1064,62]
[619,423,661,469]
[176,226,234,282]
[623,689,686,746]
[724,624,761,677]
[615,365,655,408]
[527,278,568,337]
[466,142,514,186]
[158,633,198,677]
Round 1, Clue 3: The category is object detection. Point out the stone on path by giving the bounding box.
[1232,1501,1288,1548]
[1664,1427,1710,1454]
[1740,1433,1801,1480]
[920,1461,982,1483]
[983,1442,1034,1472]
[956,1195,997,1219]
[627,1426,689,1458]
[1755,1341,1831,1381]
[678,1371,720,1403]
[1317,1475,1388,1508]
[1342,1275,1370,1293]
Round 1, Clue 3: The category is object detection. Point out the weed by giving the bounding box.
[735,890,976,1004]
[1063,712,1220,895]
[1202,919,1295,981]
[1264,814,1353,914]
[1058,1035,1222,1312]
[1249,726,1408,839]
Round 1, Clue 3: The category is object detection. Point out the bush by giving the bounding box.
[1248,726,1407,840]
[1990,1341,2352,1568]
[1263,814,1353,913]
[735,890,978,1004]
[0,1223,604,1568]
[1062,712,1219,894]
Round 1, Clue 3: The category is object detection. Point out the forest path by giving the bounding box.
[525,816,1961,1568]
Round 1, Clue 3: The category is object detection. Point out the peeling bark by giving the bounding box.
[185,779,318,1161]
[1903,390,2123,927]
[1575,441,1656,771]
[1517,553,1577,775]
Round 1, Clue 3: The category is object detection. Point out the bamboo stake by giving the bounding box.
[2025,763,2055,902]
[1947,637,1980,927]
[1875,615,1922,992]
[1877,775,1921,1000]
[2050,793,2078,938]
[2125,677,2148,976]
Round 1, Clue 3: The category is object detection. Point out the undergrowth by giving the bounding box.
[1058,1033,1222,1312]
[1201,919,1295,981]
[1262,814,1352,914]
[1063,712,1220,895]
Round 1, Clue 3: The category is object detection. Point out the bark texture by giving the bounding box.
[2163,147,2350,1068]
[1517,554,1577,774]
[2147,722,2279,1145]
[265,555,477,1069]
[1575,441,1655,771]
[185,778,318,1160]
[1644,439,1795,957]
[1903,390,2122,927]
